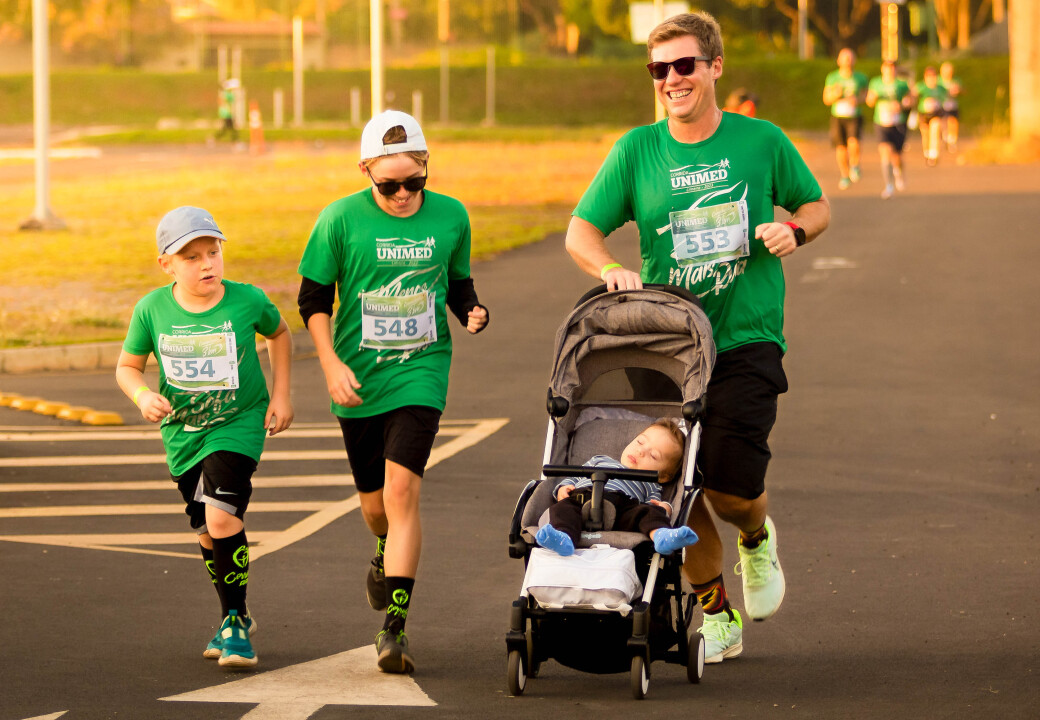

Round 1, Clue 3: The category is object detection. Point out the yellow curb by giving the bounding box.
[0,393,23,406]
[33,401,71,416]
[10,396,43,411]
[81,410,124,426]
[56,406,93,421]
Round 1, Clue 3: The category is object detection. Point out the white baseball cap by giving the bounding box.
[359,110,427,161]
[156,206,225,255]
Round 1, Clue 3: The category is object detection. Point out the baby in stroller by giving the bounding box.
[506,284,716,699]
[536,418,699,557]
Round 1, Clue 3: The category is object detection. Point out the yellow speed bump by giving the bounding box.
[10,396,43,411]
[0,393,23,407]
[81,410,124,426]
[33,401,71,416]
[56,406,93,421]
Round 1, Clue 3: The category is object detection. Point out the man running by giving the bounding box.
[564,11,830,665]
[822,48,868,189]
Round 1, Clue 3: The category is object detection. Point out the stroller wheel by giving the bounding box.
[507,649,527,696]
[526,628,541,678]
[687,631,705,684]
[630,655,649,700]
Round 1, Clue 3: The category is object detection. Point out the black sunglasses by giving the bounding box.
[646,56,712,81]
[369,169,428,196]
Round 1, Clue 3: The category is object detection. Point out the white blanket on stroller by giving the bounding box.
[521,545,643,616]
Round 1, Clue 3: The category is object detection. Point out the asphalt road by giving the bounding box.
[1,145,1038,719]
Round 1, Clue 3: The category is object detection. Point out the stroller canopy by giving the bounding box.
[548,286,715,409]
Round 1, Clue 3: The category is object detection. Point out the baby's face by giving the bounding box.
[620,425,682,479]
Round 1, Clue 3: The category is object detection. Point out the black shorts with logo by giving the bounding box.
[172,450,257,532]
[695,342,789,500]
[337,405,442,493]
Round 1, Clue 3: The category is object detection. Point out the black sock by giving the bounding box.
[382,576,414,635]
[211,530,249,617]
[739,523,768,550]
[198,544,226,619]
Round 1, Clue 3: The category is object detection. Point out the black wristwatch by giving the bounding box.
[784,221,807,247]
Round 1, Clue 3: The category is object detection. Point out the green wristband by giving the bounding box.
[600,263,623,280]
[132,385,149,406]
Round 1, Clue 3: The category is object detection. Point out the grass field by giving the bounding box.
[0,137,618,348]
[0,56,1012,135]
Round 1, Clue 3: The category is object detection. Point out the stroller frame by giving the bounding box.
[505,285,716,699]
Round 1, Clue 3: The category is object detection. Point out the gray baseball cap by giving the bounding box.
[156,206,226,255]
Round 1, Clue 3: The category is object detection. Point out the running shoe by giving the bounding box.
[849,166,861,183]
[700,609,743,664]
[367,554,387,611]
[203,611,256,659]
[881,184,895,200]
[217,609,258,669]
[736,515,786,621]
[838,177,851,190]
[893,170,906,192]
[376,629,415,674]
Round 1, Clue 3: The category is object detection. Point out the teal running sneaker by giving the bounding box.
[217,609,258,669]
[376,629,415,674]
[736,515,786,621]
[203,611,256,659]
[700,609,743,664]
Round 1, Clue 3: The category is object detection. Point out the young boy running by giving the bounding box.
[116,205,294,670]
[298,110,488,674]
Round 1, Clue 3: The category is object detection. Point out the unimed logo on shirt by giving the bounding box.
[375,236,436,265]
[669,159,730,192]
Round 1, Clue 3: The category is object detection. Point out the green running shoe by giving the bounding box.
[203,611,256,659]
[367,554,388,611]
[699,609,743,664]
[376,629,415,674]
[736,515,786,621]
[217,609,258,669]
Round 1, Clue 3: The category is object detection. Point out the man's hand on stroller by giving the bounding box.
[602,265,643,292]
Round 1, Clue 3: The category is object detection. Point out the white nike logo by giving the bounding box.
[215,488,236,496]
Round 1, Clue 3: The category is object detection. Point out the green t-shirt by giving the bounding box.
[915,81,948,115]
[122,280,282,476]
[825,69,869,118]
[298,188,471,418]
[573,114,822,353]
[868,76,911,127]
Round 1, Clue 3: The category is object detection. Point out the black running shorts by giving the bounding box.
[877,124,907,152]
[829,115,863,147]
[695,342,788,500]
[173,450,257,532]
[337,406,442,493]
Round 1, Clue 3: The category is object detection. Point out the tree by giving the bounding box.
[933,0,1005,51]
[770,0,877,55]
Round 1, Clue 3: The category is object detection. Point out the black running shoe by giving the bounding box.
[375,629,415,674]
[366,554,387,611]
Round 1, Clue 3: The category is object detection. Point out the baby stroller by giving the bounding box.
[506,284,716,699]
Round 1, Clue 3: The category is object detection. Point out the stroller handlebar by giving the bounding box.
[541,464,660,482]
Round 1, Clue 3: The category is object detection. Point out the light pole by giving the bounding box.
[371,0,384,116]
[20,0,64,231]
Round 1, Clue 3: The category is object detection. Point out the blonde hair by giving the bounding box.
[647,11,723,62]
[650,418,685,481]
[362,125,429,169]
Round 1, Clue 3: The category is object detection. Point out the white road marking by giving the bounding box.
[18,713,68,720]
[0,475,354,493]
[0,418,509,561]
[0,501,334,518]
[160,646,436,717]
